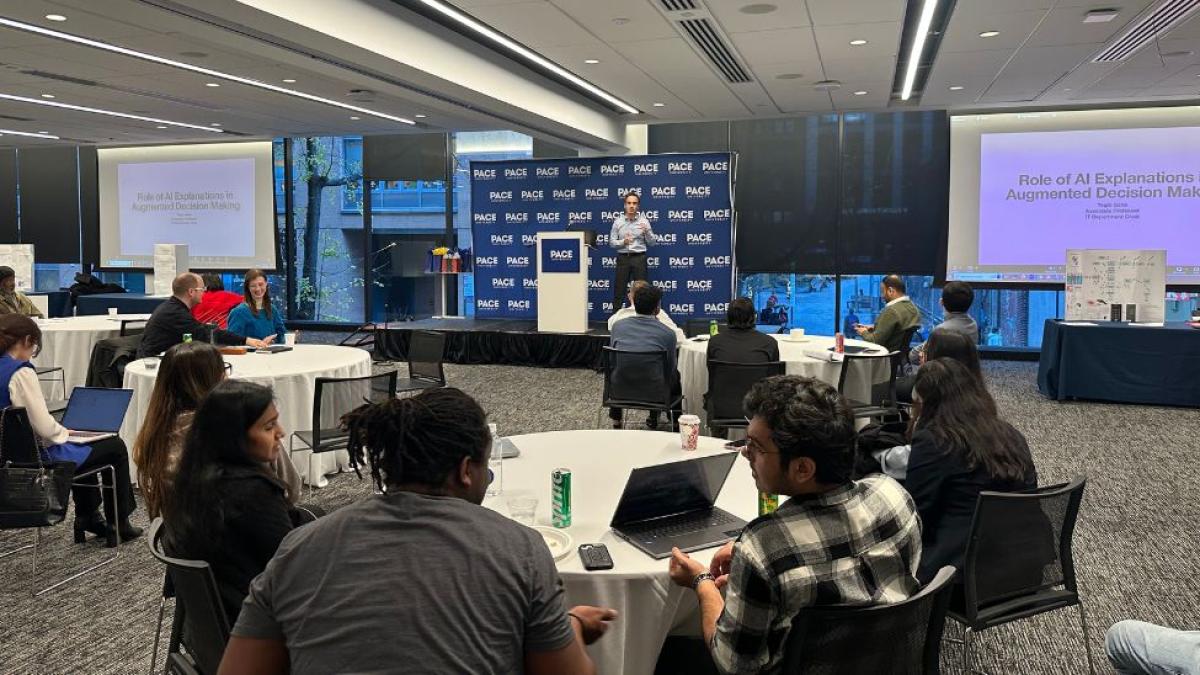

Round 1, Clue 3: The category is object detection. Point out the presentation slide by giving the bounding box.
[97,142,277,270]
[947,107,1200,285]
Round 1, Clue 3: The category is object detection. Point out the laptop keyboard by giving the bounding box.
[624,510,740,539]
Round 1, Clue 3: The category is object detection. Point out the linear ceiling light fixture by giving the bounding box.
[0,16,415,125]
[411,0,640,114]
[0,92,224,133]
[0,128,60,139]
[901,0,939,100]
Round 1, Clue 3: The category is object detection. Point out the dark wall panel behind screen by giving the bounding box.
[0,149,17,243]
[364,133,446,180]
[731,116,839,273]
[17,146,80,264]
[79,146,98,266]
[648,121,729,154]
[532,138,578,159]
[838,111,948,274]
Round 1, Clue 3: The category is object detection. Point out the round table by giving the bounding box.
[483,429,756,675]
[119,344,372,486]
[678,334,891,421]
[32,314,151,398]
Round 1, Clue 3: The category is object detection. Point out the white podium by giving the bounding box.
[536,231,588,333]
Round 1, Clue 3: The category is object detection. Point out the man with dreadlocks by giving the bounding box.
[218,387,618,675]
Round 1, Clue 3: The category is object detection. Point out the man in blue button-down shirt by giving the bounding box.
[609,191,655,313]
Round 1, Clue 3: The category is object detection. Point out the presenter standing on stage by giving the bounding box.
[610,191,655,312]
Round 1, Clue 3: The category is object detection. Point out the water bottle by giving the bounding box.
[487,423,503,496]
[709,319,719,336]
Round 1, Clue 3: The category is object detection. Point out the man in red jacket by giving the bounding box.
[192,273,243,329]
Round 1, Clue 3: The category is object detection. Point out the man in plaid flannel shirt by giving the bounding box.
[667,375,922,674]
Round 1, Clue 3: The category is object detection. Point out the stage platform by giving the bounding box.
[373,318,610,368]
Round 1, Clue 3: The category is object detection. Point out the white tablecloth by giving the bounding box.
[678,334,891,422]
[484,430,754,675]
[120,345,372,486]
[31,315,149,398]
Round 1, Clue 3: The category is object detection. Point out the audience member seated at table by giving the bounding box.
[0,314,140,545]
[854,274,920,354]
[227,269,286,344]
[607,279,686,344]
[138,273,268,358]
[707,297,779,363]
[162,379,299,623]
[608,283,681,430]
[0,266,43,318]
[904,358,1037,585]
[218,388,618,675]
[133,341,301,518]
[667,375,921,674]
[191,273,243,329]
[1105,619,1200,675]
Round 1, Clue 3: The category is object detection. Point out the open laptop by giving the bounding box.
[610,453,746,560]
[61,387,134,443]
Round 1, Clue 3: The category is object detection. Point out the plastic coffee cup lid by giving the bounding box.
[679,415,701,424]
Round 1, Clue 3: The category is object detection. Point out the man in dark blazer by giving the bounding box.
[137,273,267,358]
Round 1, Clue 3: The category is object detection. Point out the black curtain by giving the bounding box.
[16,146,81,263]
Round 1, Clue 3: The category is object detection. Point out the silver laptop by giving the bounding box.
[610,453,746,560]
[61,387,134,443]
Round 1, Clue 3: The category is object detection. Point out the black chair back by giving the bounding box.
[684,319,726,338]
[705,360,785,426]
[0,407,42,464]
[148,518,230,675]
[311,371,399,449]
[407,330,446,384]
[120,319,148,337]
[782,566,957,674]
[86,334,143,387]
[956,477,1086,628]
[601,347,674,408]
[835,350,895,398]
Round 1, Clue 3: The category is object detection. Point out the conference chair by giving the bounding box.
[598,347,683,431]
[684,319,727,338]
[836,350,901,421]
[781,566,957,674]
[0,407,120,596]
[704,360,785,437]
[120,319,148,337]
[35,366,66,401]
[289,371,398,492]
[395,330,447,397]
[147,517,230,675]
[85,334,143,388]
[946,477,1095,674]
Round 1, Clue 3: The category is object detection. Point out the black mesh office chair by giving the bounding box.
[147,518,230,675]
[395,330,446,396]
[289,371,398,492]
[946,477,1095,674]
[598,347,682,431]
[120,319,148,337]
[836,350,899,420]
[704,360,784,437]
[781,566,957,674]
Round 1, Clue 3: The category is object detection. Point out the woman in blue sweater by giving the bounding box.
[227,269,285,344]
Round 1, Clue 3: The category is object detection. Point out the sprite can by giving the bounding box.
[758,491,779,516]
[182,333,192,343]
[551,468,572,528]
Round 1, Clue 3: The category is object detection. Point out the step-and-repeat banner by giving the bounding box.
[470,152,734,322]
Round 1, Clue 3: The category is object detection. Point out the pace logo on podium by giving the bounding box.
[542,240,581,273]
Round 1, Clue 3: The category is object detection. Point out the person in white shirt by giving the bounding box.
[608,280,686,344]
[609,191,655,312]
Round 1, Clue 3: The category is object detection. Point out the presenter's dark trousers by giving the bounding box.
[72,436,137,523]
[613,251,648,312]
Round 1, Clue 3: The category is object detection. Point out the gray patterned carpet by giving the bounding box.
[1,347,1197,674]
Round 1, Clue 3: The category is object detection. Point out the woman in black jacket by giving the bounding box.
[905,358,1038,585]
[162,379,299,622]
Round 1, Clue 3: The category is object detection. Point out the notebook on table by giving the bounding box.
[61,387,134,443]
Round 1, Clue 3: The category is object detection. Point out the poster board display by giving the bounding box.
[1065,249,1165,322]
[0,244,35,291]
[153,243,190,296]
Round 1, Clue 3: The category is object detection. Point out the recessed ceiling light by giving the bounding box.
[44,14,66,22]
[156,125,167,129]
[40,93,55,99]
[350,115,361,120]
[584,59,600,64]
[949,85,964,90]
[979,30,1000,38]
[414,114,427,118]
[652,102,665,107]
[776,73,804,80]
[850,39,868,46]
[37,130,48,134]
[1083,9,1119,23]
[0,93,222,133]
[0,128,59,139]
[282,78,296,83]
[853,90,868,96]
[210,122,222,126]
[813,79,842,91]
[0,16,417,124]
[612,17,630,25]
[740,3,778,14]
[205,82,220,87]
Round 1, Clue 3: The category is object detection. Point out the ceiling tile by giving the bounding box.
[709,1,812,33]
[729,28,819,67]
[461,1,602,48]
[806,0,904,26]
[551,0,678,44]
[813,21,902,62]
[939,8,1047,53]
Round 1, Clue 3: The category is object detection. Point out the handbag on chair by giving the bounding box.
[0,407,74,528]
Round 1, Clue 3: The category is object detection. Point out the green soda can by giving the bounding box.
[551,468,572,528]
[182,333,192,343]
[758,491,779,516]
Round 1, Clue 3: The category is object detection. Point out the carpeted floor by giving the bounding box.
[1,352,1197,674]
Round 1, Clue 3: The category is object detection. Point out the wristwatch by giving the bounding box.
[691,572,716,590]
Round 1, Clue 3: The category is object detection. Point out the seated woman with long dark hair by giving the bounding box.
[905,357,1038,584]
[0,314,140,545]
[133,341,300,518]
[162,379,300,622]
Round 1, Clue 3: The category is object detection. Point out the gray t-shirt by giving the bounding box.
[232,492,575,674]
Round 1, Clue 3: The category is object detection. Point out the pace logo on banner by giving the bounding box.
[470,153,734,321]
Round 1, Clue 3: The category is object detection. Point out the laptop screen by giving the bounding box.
[610,453,738,527]
[61,387,134,432]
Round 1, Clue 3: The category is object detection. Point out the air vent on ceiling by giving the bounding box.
[20,70,98,86]
[1092,0,1200,62]
[660,0,699,11]
[0,113,36,123]
[679,18,751,83]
